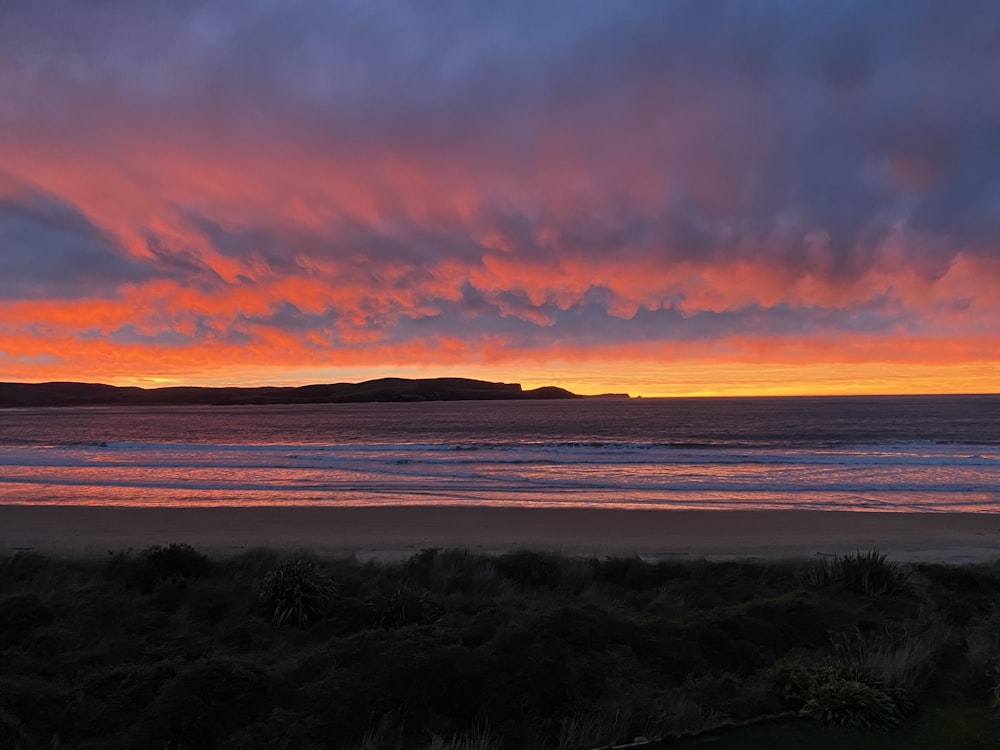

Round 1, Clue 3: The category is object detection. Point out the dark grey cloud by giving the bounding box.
[144,235,227,288]
[324,284,913,354]
[0,190,154,299]
[5,2,998,205]
[240,302,335,332]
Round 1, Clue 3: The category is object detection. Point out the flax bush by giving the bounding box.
[257,559,336,627]
[804,677,902,729]
[811,549,912,597]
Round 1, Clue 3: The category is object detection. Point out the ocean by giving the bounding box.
[0,395,997,512]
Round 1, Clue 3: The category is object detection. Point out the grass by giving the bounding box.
[660,701,999,750]
[0,548,998,748]
[809,548,913,597]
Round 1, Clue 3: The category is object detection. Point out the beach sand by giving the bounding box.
[3,505,1000,563]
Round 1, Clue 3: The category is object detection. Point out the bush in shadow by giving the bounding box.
[373,585,445,628]
[0,706,28,750]
[811,549,912,597]
[766,652,840,708]
[912,562,1000,625]
[493,550,562,589]
[804,676,902,728]
[128,657,271,748]
[691,591,857,673]
[831,620,946,701]
[221,707,327,750]
[111,543,212,593]
[0,674,72,741]
[964,619,1000,709]
[0,552,49,589]
[257,559,336,627]
[0,593,51,646]
[75,660,182,740]
[596,556,666,589]
[405,547,440,586]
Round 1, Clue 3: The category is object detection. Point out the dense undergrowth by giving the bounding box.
[1,545,999,749]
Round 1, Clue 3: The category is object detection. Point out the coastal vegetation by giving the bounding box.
[1,546,999,748]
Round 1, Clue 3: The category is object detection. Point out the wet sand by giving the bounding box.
[3,505,1000,562]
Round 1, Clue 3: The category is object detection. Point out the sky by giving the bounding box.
[1,0,998,396]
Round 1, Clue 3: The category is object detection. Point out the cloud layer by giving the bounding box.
[1,0,998,393]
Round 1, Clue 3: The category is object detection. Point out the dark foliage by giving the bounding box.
[813,549,912,597]
[128,657,272,748]
[111,543,213,593]
[0,547,980,750]
[493,550,563,588]
[913,562,1000,625]
[0,593,52,645]
[804,677,903,728]
[257,558,336,627]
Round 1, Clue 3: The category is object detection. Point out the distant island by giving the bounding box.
[0,378,629,408]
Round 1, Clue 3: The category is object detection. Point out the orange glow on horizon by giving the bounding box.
[5,347,997,399]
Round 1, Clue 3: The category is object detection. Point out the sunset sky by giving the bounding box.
[1,1,998,396]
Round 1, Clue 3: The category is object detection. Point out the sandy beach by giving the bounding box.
[3,505,1000,563]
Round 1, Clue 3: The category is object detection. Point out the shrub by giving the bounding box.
[374,585,444,628]
[811,549,911,597]
[0,706,28,750]
[0,593,52,645]
[436,549,498,596]
[405,547,440,585]
[0,552,48,587]
[120,543,212,593]
[150,575,191,613]
[965,626,1000,709]
[766,655,841,707]
[257,560,336,627]
[423,726,499,750]
[595,556,669,590]
[130,657,271,748]
[831,621,945,697]
[0,674,71,736]
[493,550,562,589]
[803,677,902,728]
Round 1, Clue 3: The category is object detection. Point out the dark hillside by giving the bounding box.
[0,378,584,408]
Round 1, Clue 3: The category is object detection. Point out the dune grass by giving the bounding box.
[0,546,998,749]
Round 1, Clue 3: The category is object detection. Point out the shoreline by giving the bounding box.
[3,505,1000,563]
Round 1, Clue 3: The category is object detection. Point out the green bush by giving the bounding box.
[0,706,28,750]
[766,655,840,706]
[0,674,72,737]
[912,562,1000,625]
[493,550,562,588]
[812,549,911,597]
[130,657,271,748]
[0,593,52,645]
[405,547,440,585]
[831,622,944,698]
[257,559,336,627]
[116,543,212,593]
[0,552,51,589]
[596,556,664,589]
[804,677,902,728]
[374,585,445,628]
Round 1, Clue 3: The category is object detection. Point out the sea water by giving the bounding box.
[0,395,997,511]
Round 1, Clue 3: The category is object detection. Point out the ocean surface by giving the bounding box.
[0,395,998,512]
